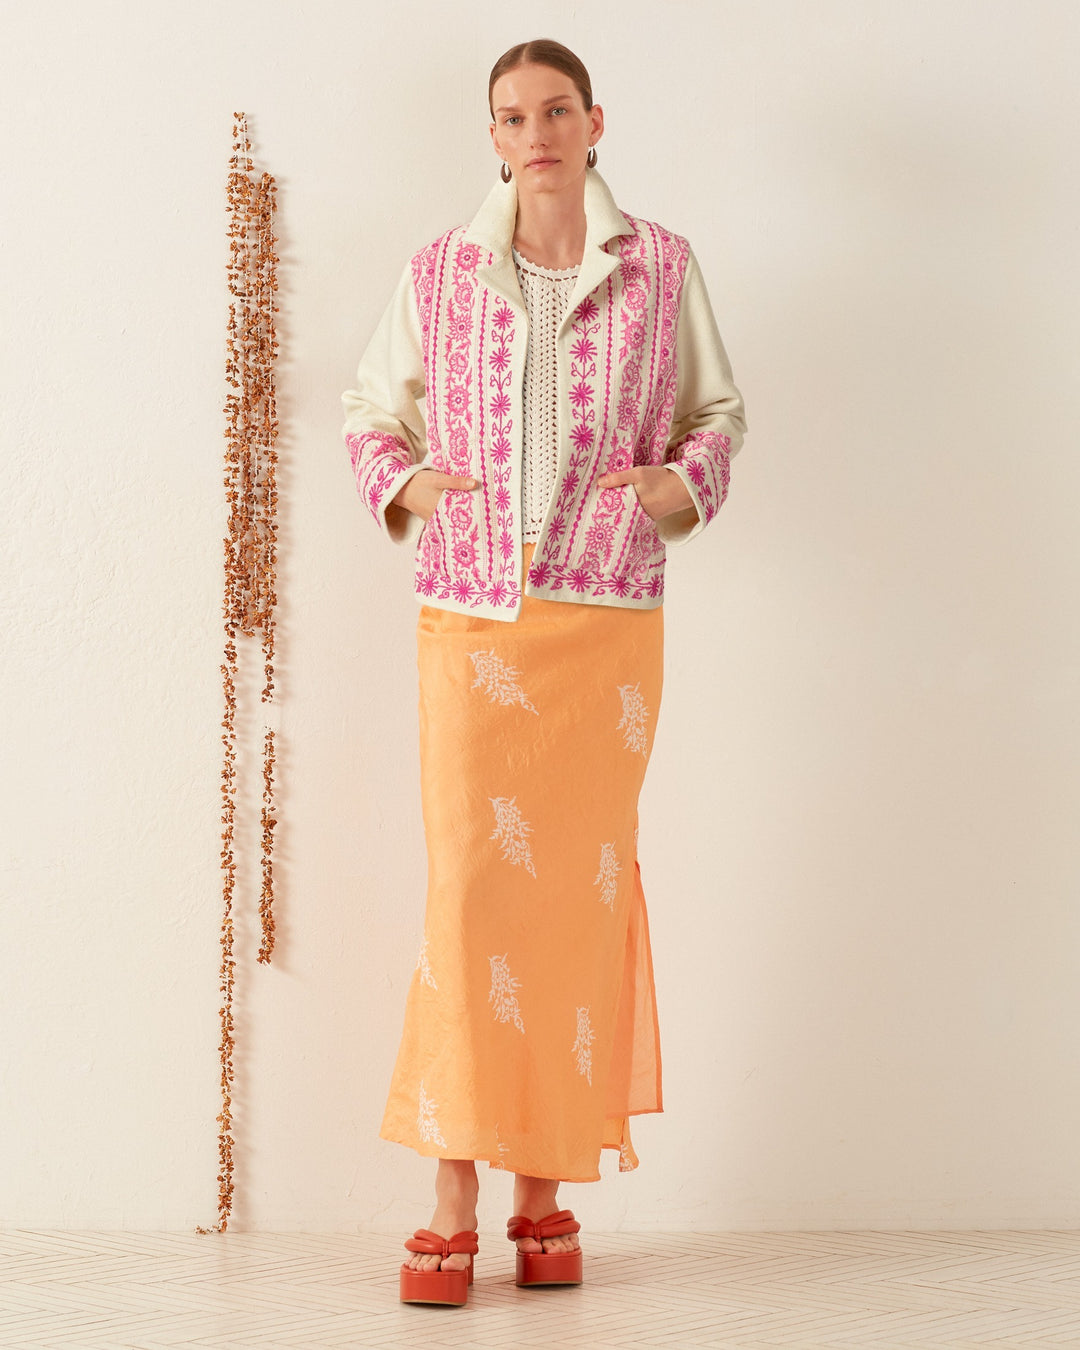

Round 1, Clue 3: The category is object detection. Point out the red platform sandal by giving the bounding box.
[399,1227,479,1306]
[506,1208,583,1286]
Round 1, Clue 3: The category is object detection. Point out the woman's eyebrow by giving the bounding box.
[494,93,575,114]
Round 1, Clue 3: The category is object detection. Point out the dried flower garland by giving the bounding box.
[196,112,279,1235]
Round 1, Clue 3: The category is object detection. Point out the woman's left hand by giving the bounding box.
[596,465,696,523]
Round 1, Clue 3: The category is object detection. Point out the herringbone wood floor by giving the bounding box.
[1,1228,1078,1348]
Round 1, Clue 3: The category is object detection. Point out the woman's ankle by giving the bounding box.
[435,1158,479,1204]
[512,1174,559,1213]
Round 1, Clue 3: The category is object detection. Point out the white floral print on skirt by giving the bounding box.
[379,541,665,1182]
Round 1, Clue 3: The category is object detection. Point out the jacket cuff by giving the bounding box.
[660,432,733,545]
[346,431,428,545]
[656,464,706,545]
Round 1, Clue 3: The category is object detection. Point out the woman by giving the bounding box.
[342,39,747,1306]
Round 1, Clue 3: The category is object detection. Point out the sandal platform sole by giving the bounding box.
[399,1259,474,1305]
[515,1248,583,1286]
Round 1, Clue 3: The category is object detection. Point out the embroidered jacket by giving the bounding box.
[341,168,747,621]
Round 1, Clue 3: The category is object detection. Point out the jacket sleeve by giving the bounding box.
[341,257,430,547]
[658,244,748,545]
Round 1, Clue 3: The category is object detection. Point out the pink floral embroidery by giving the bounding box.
[453,539,477,568]
[534,557,661,602]
[566,568,591,593]
[669,430,731,524]
[581,515,616,562]
[487,298,518,571]
[551,282,606,569]
[448,501,472,531]
[640,227,687,467]
[578,227,651,575]
[619,255,648,288]
[606,221,687,592]
[622,320,645,354]
[411,236,522,611]
[410,242,441,463]
[576,296,600,324]
[570,423,594,452]
[347,430,413,531]
[373,207,739,619]
[451,576,475,604]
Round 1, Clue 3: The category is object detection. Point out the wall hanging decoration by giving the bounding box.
[196,112,280,1235]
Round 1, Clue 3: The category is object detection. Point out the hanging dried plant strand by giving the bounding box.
[196,112,280,1236]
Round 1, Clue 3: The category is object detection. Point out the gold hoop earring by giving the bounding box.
[586,146,598,168]
[501,161,512,182]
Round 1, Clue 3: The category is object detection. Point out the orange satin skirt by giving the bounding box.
[379,541,664,1182]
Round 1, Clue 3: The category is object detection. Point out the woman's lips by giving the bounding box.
[527,158,558,168]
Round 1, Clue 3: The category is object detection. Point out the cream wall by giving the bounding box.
[3,0,1078,1233]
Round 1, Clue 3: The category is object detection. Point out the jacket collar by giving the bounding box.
[464,167,635,334]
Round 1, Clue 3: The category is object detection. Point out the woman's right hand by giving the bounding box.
[392,468,479,522]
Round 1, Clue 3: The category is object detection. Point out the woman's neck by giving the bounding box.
[511,176,587,271]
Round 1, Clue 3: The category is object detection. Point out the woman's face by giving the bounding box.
[489,63,603,195]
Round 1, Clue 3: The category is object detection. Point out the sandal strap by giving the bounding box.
[403,1227,479,1257]
[506,1208,580,1241]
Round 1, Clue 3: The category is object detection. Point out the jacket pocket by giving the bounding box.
[416,484,449,568]
[624,483,665,564]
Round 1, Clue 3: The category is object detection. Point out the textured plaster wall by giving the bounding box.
[2,0,1078,1232]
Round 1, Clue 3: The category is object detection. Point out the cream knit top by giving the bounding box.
[512,247,581,541]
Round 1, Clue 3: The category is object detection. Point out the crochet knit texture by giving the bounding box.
[512,248,581,541]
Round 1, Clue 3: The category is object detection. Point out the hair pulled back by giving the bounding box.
[488,39,593,120]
